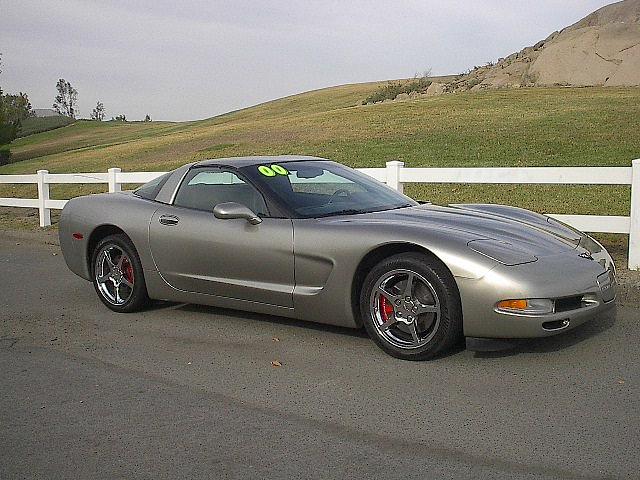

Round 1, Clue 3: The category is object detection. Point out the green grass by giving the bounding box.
[17,115,75,138]
[1,84,639,235]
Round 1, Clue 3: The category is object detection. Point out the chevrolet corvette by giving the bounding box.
[59,156,616,359]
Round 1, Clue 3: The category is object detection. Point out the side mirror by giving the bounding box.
[213,202,262,225]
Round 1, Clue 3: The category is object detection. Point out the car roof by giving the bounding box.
[194,155,328,168]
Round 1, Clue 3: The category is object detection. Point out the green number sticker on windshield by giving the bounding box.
[271,164,288,175]
[258,165,276,177]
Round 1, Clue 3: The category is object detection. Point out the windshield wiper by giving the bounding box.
[321,204,413,218]
[322,209,368,217]
[385,203,414,211]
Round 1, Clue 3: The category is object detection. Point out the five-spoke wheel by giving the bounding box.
[92,234,149,312]
[361,253,462,360]
[95,244,135,306]
[371,269,441,349]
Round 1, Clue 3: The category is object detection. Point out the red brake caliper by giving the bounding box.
[122,257,134,284]
[379,295,394,322]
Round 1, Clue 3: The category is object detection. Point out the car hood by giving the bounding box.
[322,203,589,258]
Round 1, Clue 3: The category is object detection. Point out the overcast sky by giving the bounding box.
[0,0,613,121]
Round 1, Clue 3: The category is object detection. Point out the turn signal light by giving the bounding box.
[72,233,84,240]
[496,298,554,315]
[497,299,528,310]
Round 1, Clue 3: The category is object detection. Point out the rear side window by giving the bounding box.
[173,168,268,216]
[134,172,172,200]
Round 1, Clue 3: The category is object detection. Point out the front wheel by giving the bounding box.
[360,253,462,360]
[92,234,149,313]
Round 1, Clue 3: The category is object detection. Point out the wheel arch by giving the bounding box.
[350,242,460,327]
[86,224,131,274]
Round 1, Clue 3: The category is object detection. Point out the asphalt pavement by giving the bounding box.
[0,231,638,479]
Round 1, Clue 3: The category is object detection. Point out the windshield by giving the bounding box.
[242,160,417,218]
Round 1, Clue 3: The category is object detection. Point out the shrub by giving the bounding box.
[0,146,12,166]
[0,123,18,144]
[466,78,481,89]
[363,75,432,105]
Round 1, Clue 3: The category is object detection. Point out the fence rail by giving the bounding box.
[1,161,638,269]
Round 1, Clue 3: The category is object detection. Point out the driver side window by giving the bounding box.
[174,168,269,216]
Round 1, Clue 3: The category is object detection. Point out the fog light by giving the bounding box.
[496,298,554,315]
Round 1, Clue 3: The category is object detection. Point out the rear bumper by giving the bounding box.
[59,206,91,281]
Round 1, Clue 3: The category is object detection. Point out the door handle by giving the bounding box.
[159,215,180,226]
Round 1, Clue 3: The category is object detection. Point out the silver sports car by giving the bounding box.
[59,156,616,360]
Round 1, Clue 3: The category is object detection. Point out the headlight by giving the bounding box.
[496,299,554,315]
[467,239,537,266]
[578,235,603,255]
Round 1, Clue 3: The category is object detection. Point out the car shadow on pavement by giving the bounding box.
[147,300,612,360]
[166,302,371,339]
[152,301,472,361]
[473,308,617,358]
[174,303,469,360]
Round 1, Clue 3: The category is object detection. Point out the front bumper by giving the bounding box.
[457,251,617,339]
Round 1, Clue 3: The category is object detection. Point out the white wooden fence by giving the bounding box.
[1,160,639,269]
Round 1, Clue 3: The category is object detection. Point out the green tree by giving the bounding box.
[2,92,33,123]
[0,98,15,145]
[0,87,7,144]
[0,52,7,143]
[0,53,13,163]
[53,78,78,118]
[91,101,105,121]
[0,93,33,144]
[0,54,33,145]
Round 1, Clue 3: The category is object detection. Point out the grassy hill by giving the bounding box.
[17,115,75,138]
[1,82,639,237]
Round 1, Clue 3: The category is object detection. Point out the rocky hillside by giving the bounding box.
[445,0,640,92]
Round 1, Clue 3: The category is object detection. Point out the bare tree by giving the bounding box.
[91,101,105,121]
[53,79,78,118]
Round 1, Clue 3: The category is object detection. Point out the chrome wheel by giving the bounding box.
[369,268,441,349]
[94,244,135,306]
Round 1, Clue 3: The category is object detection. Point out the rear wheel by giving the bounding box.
[92,234,149,313]
[360,253,462,360]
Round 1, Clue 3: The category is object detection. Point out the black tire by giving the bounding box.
[91,234,149,313]
[360,252,462,360]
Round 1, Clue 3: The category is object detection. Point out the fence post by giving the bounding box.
[629,159,640,270]
[108,167,122,193]
[36,169,51,227]
[386,160,404,193]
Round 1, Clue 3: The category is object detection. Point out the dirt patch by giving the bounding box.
[0,224,60,248]
[616,268,640,308]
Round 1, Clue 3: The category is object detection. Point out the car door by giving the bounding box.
[148,167,294,308]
